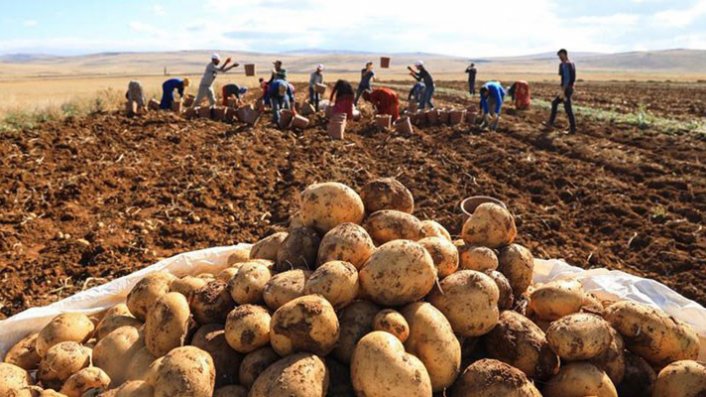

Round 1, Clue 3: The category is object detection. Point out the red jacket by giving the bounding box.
[368,88,400,121]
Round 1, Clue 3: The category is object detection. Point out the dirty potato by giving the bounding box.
[457,244,498,272]
[93,325,143,387]
[545,313,613,361]
[359,177,415,214]
[191,324,242,388]
[239,347,280,389]
[94,304,142,341]
[543,362,618,397]
[316,223,375,269]
[304,260,359,310]
[126,272,176,321]
[333,300,380,363]
[269,295,340,356]
[170,276,209,298]
[420,220,452,241]
[298,182,365,233]
[36,313,95,358]
[145,346,216,397]
[0,363,33,397]
[418,236,459,277]
[275,227,321,271]
[144,292,191,357]
[59,367,111,397]
[484,270,515,311]
[228,262,272,305]
[448,359,542,397]
[461,202,517,248]
[616,351,656,397]
[38,341,91,386]
[528,279,585,321]
[250,232,288,261]
[263,269,311,311]
[363,210,425,245]
[372,309,410,343]
[224,304,272,354]
[497,244,534,296]
[3,333,41,370]
[190,280,235,324]
[249,353,329,397]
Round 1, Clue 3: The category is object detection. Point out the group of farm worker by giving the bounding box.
[126,48,577,133]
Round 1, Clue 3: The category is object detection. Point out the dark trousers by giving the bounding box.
[468,79,476,95]
[549,87,576,132]
[309,87,320,111]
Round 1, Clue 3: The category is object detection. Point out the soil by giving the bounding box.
[1,81,705,319]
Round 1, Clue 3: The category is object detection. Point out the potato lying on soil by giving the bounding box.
[359,177,415,214]
[448,358,542,397]
[263,269,311,310]
[298,182,365,234]
[94,304,142,341]
[225,304,272,353]
[359,240,436,306]
[36,313,95,358]
[38,341,91,386]
[546,312,612,361]
[249,353,329,397]
[316,222,375,269]
[191,324,242,387]
[428,270,500,337]
[543,362,617,397]
[616,351,656,397]
[401,302,462,391]
[457,244,498,272]
[170,276,208,298]
[125,346,156,382]
[589,327,626,385]
[226,248,251,266]
[528,279,585,321]
[0,362,33,397]
[249,231,288,261]
[418,236,459,277]
[497,244,534,295]
[333,300,380,363]
[275,227,321,271]
[126,272,176,321]
[93,325,143,386]
[373,309,410,343]
[484,270,515,310]
[461,202,517,248]
[420,219,452,241]
[605,300,700,366]
[304,260,359,310]
[144,292,191,357]
[653,360,706,397]
[239,347,280,389]
[114,381,154,397]
[189,280,235,324]
[145,346,215,397]
[228,262,272,305]
[213,385,248,397]
[4,333,41,370]
[351,331,432,397]
[270,295,340,356]
[59,367,111,397]
[483,310,559,381]
[363,210,425,245]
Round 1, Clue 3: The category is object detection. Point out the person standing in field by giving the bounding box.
[409,61,435,109]
[269,60,287,83]
[330,79,356,120]
[159,77,190,109]
[309,64,325,111]
[546,48,577,134]
[465,62,477,95]
[191,53,238,109]
[354,61,376,106]
[479,81,506,131]
[125,80,146,115]
[363,87,400,121]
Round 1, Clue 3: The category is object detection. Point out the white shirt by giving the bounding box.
[199,62,222,87]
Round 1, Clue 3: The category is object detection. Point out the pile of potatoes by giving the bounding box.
[2,178,704,397]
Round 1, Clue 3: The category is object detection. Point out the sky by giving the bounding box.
[1,0,705,57]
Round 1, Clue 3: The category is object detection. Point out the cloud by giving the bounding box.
[653,0,706,27]
[152,4,166,16]
[128,21,168,38]
[23,20,38,28]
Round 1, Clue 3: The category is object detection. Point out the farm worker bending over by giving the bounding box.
[354,61,376,106]
[159,77,190,109]
[330,79,356,120]
[408,82,425,106]
[363,88,400,121]
[309,64,325,111]
[269,60,287,83]
[221,84,248,106]
[508,81,531,110]
[479,81,506,131]
[465,62,477,95]
[191,53,238,109]
[125,80,145,114]
[267,78,294,126]
[409,61,435,109]
[546,48,577,134]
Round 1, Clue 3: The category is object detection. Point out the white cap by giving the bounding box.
[415,60,424,67]
[211,53,221,61]
[317,64,324,70]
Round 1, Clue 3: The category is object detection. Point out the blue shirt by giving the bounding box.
[163,78,185,96]
[267,79,294,102]
[359,69,375,89]
[480,81,506,114]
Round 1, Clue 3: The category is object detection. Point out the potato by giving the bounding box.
[316,223,375,269]
[38,342,91,386]
[448,359,542,397]
[483,311,559,380]
[401,302,461,391]
[428,270,500,337]
[4,333,40,370]
[37,390,67,397]
[653,360,706,397]
[0,362,32,397]
[114,381,154,397]
[298,182,365,233]
[616,351,656,397]
[224,304,271,353]
[270,295,340,356]
[228,262,272,304]
[239,347,279,388]
[60,367,110,397]
[37,313,95,358]
[94,304,142,341]
[497,244,534,295]
[214,385,248,397]
[125,347,156,382]
[227,248,251,266]
[216,267,239,283]
[170,276,208,298]
[196,273,216,280]
[250,231,288,261]
[275,227,321,271]
[543,362,617,397]
[372,309,410,342]
[359,177,414,214]
[144,292,191,357]
[263,269,311,310]
[126,272,176,321]
[93,325,143,386]
[351,331,432,397]
[359,240,436,306]
[189,280,235,324]
[484,270,514,311]
[333,300,380,363]
[605,300,700,366]
[546,313,612,361]
[363,210,425,245]
[528,279,585,321]
[589,327,626,385]
[304,261,359,310]
[191,324,242,387]
[418,236,459,277]
[461,202,516,248]
[420,220,452,241]
[457,244,498,271]
[145,346,215,397]
[249,353,329,397]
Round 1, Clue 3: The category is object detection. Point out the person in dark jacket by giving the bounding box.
[408,61,434,109]
[160,77,190,109]
[221,83,248,106]
[354,61,376,106]
[267,78,294,125]
[546,48,577,133]
[465,63,477,95]
[408,82,425,106]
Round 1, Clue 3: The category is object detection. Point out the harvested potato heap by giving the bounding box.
[2,179,704,397]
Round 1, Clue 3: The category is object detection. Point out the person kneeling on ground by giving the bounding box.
[330,79,356,120]
[309,64,325,111]
[408,81,425,108]
[408,61,435,109]
[267,78,295,127]
[126,80,146,115]
[508,80,531,110]
[221,83,248,106]
[363,87,400,121]
[160,77,190,109]
[479,81,506,131]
